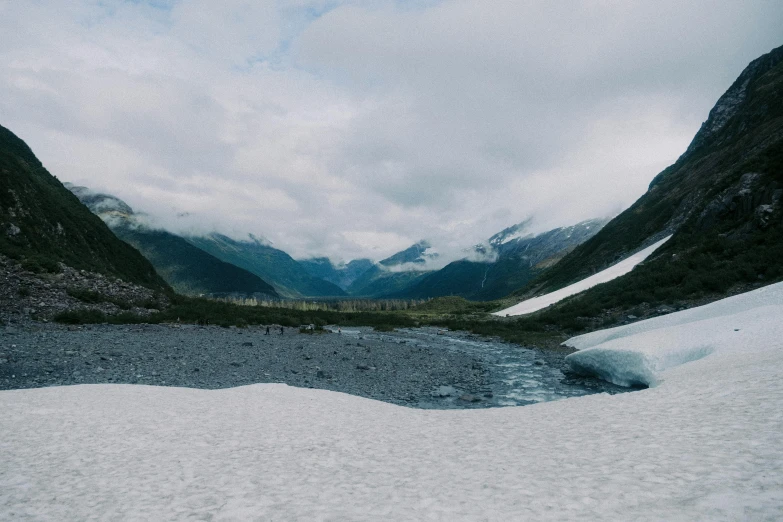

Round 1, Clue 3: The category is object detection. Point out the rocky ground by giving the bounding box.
[0,320,629,409]
[0,322,492,407]
[0,254,166,325]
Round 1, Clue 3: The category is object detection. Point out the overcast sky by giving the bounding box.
[1,1,781,263]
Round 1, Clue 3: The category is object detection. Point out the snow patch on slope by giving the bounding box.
[565,282,783,387]
[494,235,671,316]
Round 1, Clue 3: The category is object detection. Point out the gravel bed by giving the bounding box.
[0,323,490,407]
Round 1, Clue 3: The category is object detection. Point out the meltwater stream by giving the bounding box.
[339,327,631,409]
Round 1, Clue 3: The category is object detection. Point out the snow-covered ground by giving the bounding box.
[494,235,672,317]
[2,282,783,520]
[565,281,783,387]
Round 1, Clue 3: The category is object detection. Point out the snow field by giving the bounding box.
[1,282,783,520]
[494,235,672,316]
[565,282,783,387]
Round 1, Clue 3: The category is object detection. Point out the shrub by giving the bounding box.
[54,309,108,324]
[373,324,395,332]
[66,288,103,303]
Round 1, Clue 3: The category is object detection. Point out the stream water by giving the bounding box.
[339,327,631,409]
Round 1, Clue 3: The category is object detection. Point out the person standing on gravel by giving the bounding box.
[280,326,284,335]
[265,326,270,335]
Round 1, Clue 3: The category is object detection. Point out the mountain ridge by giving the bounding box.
[393,218,608,301]
[186,233,347,298]
[65,185,280,298]
[0,124,168,291]
[505,44,783,324]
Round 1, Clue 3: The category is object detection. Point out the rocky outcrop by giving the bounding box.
[0,254,166,325]
[697,172,783,234]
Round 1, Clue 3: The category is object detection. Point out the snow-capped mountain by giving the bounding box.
[487,218,534,248]
[393,218,608,301]
[378,240,438,268]
[344,241,437,297]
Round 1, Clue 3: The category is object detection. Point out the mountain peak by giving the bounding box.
[680,44,783,163]
[379,240,437,267]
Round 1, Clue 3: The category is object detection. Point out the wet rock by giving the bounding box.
[432,385,457,398]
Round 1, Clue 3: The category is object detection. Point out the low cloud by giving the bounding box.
[1,1,781,264]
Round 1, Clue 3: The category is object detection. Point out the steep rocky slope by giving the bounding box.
[0,124,167,291]
[508,44,783,324]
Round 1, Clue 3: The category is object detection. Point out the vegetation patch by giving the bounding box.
[66,288,133,310]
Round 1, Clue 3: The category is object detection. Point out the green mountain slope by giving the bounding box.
[116,227,279,298]
[0,124,167,290]
[186,234,347,298]
[509,44,783,323]
[346,266,431,297]
[298,257,374,290]
[67,186,279,298]
[344,241,435,297]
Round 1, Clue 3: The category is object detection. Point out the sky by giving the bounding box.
[1,1,781,263]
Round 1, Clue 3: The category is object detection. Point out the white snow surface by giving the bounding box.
[3,283,783,520]
[494,235,672,316]
[565,281,783,387]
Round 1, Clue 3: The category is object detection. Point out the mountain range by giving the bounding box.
[396,219,608,301]
[3,44,781,318]
[65,185,346,299]
[65,185,279,299]
[298,258,375,291]
[184,233,346,298]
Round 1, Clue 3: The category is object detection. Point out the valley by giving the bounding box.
[1,17,782,520]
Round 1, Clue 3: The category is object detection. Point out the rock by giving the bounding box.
[241,342,253,347]
[459,394,482,403]
[432,385,457,398]
[483,392,494,398]
[356,364,370,370]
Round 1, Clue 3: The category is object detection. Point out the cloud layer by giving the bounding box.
[1,0,781,262]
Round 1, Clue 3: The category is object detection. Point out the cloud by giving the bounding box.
[0,0,781,264]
